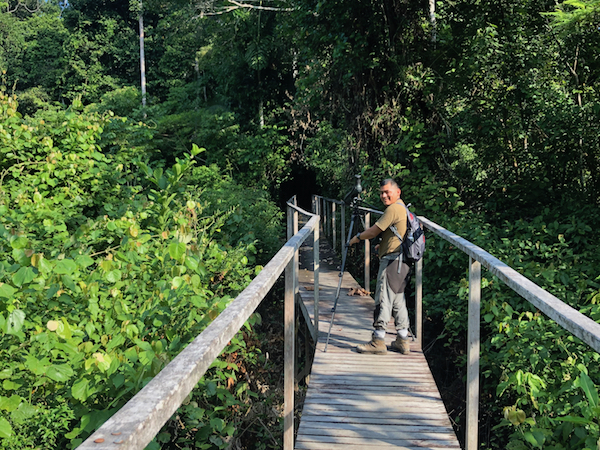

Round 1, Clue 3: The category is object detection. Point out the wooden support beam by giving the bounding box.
[364,213,370,292]
[332,202,336,251]
[313,223,320,338]
[340,204,346,257]
[416,258,423,350]
[466,257,481,450]
[284,256,295,450]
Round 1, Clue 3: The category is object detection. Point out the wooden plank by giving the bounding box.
[300,421,456,434]
[300,415,451,425]
[296,428,457,443]
[296,443,458,450]
[299,406,452,421]
[295,434,461,448]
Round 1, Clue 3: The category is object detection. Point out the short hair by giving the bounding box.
[380,178,399,189]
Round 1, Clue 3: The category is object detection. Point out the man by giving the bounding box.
[348,178,411,354]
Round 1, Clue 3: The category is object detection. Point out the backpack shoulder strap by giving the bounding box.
[388,200,406,242]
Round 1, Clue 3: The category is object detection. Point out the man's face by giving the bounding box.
[379,183,401,206]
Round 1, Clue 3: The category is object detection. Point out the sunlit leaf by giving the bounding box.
[0,417,13,438]
[6,310,25,335]
[0,284,16,299]
[54,259,77,275]
[46,364,74,382]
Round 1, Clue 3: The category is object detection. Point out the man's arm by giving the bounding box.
[349,224,383,246]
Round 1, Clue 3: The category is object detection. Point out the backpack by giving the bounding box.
[389,203,425,263]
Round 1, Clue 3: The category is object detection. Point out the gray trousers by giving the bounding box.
[373,253,410,331]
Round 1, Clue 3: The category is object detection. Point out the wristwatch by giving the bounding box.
[355,232,361,240]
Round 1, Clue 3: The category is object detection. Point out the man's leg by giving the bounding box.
[390,275,410,354]
[356,261,389,353]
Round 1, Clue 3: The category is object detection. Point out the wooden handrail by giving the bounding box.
[78,204,320,450]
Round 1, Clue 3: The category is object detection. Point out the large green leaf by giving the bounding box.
[105,269,122,283]
[6,310,25,335]
[168,242,186,262]
[0,395,21,412]
[0,284,16,299]
[76,255,95,268]
[10,236,29,250]
[24,355,49,376]
[576,370,599,408]
[0,416,13,438]
[12,267,35,287]
[11,403,37,425]
[72,378,90,402]
[46,364,74,382]
[54,259,77,275]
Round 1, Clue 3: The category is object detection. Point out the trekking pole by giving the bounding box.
[324,214,356,352]
[324,175,363,352]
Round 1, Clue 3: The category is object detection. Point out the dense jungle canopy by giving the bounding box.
[1,0,600,448]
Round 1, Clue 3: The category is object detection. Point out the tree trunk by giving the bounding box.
[139,0,147,118]
[429,0,437,43]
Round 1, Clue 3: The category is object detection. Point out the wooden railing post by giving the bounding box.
[284,255,295,450]
[327,200,331,239]
[318,199,322,233]
[313,221,320,338]
[332,202,336,251]
[340,203,346,256]
[466,257,481,450]
[293,206,299,299]
[287,205,293,241]
[364,212,371,292]
[416,258,423,350]
[323,200,327,238]
[284,202,298,450]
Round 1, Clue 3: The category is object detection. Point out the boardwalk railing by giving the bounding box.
[313,194,600,450]
[78,196,319,450]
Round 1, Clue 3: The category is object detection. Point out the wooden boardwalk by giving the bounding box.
[295,243,461,450]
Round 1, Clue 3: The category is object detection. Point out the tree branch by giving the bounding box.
[6,0,41,14]
[194,0,294,18]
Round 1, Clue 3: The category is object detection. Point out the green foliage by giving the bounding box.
[186,164,284,264]
[544,0,600,31]
[88,86,143,118]
[0,88,283,448]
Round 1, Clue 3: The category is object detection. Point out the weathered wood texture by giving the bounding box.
[296,247,460,450]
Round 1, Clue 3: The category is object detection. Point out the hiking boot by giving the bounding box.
[391,334,410,354]
[356,334,387,354]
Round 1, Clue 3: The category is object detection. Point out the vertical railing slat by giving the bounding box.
[416,257,423,350]
[332,202,336,251]
[341,203,346,257]
[284,205,294,450]
[293,204,299,300]
[313,223,320,339]
[364,212,371,293]
[283,255,294,450]
[466,257,481,450]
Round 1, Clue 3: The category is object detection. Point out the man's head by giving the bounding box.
[379,178,401,206]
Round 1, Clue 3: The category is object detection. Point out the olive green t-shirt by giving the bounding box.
[375,200,407,258]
